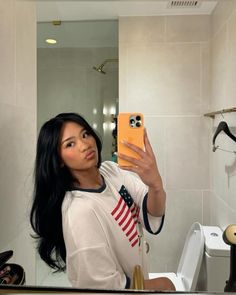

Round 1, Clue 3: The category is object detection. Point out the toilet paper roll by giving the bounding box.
[223,224,236,245]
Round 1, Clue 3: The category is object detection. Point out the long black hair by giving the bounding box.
[30,113,102,271]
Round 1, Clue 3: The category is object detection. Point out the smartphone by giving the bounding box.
[117,113,144,166]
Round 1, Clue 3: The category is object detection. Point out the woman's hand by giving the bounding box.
[118,129,163,191]
[118,128,166,216]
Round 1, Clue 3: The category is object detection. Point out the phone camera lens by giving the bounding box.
[130,119,135,124]
[136,115,141,121]
[136,121,141,127]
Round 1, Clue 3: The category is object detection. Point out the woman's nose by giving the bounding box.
[78,140,90,152]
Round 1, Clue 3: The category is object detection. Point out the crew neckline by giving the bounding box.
[69,175,106,193]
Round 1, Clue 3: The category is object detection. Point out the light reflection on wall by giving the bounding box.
[103,106,116,132]
[102,104,117,161]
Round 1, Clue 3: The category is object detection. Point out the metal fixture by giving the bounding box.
[204,107,236,119]
[131,265,144,290]
[93,58,118,74]
[52,20,61,26]
[168,0,201,8]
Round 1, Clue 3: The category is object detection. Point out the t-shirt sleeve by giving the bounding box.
[63,199,128,289]
[104,161,164,235]
[141,194,165,234]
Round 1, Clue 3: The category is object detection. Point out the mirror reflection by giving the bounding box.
[37,18,119,287]
[35,1,236,290]
[37,20,119,162]
[1,0,236,293]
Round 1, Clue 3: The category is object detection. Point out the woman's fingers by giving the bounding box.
[117,152,141,173]
[118,165,140,174]
[118,134,154,168]
[120,140,146,157]
[118,152,142,166]
[119,129,154,158]
[144,128,154,155]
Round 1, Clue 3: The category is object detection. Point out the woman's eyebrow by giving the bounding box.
[61,128,86,145]
[61,136,75,145]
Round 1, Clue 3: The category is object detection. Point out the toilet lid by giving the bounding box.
[177,222,205,291]
[203,226,230,257]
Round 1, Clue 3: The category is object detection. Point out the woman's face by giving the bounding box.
[59,121,98,173]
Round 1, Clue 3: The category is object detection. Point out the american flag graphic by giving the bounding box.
[111,185,140,247]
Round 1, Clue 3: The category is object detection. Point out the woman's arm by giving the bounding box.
[118,129,166,217]
[144,277,176,291]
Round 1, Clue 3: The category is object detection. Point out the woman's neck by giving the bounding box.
[73,168,103,190]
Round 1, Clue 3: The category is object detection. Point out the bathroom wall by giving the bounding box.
[119,15,212,272]
[35,2,236,284]
[1,0,235,287]
[37,46,118,161]
[0,0,36,285]
[210,2,236,229]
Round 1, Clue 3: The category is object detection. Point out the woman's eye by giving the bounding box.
[82,131,90,138]
[66,142,75,148]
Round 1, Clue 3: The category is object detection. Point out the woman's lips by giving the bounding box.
[85,150,96,160]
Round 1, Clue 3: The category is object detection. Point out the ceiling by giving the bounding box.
[37,0,218,48]
[37,1,218,22]
[37,20,119,48]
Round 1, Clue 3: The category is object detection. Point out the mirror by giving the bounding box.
[32,1,235,292]
[37,18,118,286]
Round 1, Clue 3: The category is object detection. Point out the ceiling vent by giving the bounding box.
[168,1,201,8]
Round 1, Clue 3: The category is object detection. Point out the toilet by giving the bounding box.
[196,225,230,292]
[149,222,230,292]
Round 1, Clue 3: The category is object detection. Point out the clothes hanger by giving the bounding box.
[212,121,236,153]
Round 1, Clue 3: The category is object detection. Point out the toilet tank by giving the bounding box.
[197,226,230,292]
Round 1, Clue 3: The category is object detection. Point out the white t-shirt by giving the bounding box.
[62,161,164,289]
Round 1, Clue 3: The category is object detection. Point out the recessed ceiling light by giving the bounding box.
[45,38,57,44]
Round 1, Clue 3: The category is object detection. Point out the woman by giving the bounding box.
[30,112,175,290]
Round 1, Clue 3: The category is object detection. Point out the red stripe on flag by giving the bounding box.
[131,205,139,217]
[129,230,138,242]
[111,196,140,248]
[126,221,136,237]
[111,197,123,215]
[131,238,139,247]
[119,208,130,226]
[122,215,133,231]
[115,202,126,221]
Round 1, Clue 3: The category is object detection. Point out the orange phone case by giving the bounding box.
[117,113,144,166]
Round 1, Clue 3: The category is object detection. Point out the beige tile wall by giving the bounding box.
[119,15,211,272]
[119,2,236,273]
[0,0,36,285]
[1,0,235,286]
[211,1,236,229]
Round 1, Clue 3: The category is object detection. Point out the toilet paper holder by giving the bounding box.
[223,224,236,292]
